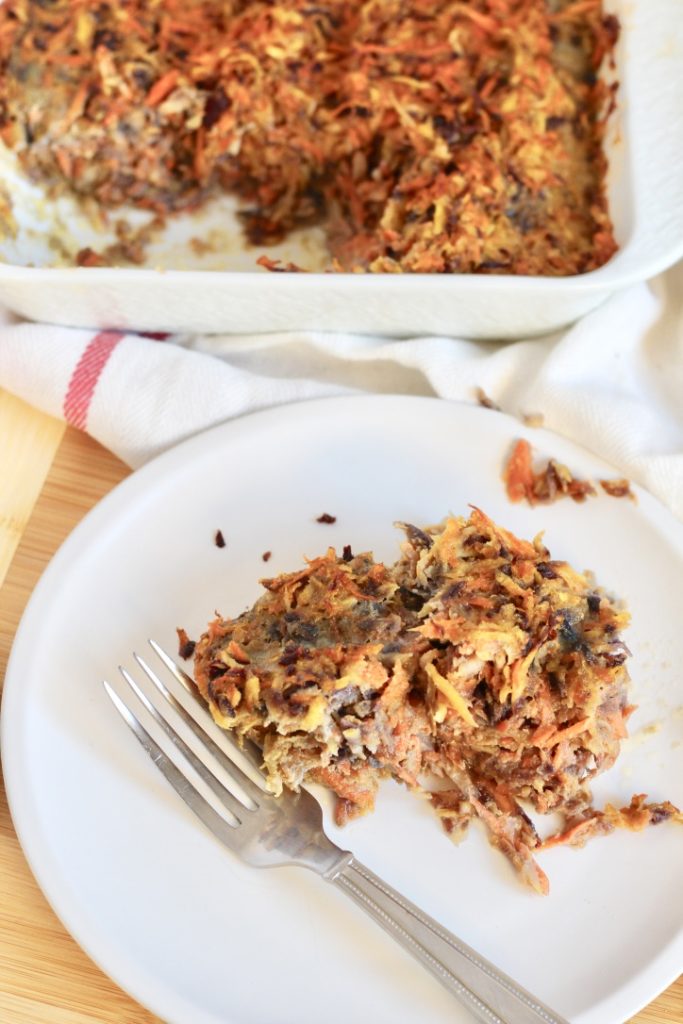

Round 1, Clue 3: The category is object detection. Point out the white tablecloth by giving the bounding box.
[2,261,682,516]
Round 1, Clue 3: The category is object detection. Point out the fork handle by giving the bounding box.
[328,857,567,1024]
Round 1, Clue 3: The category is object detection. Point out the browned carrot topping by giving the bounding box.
[504,439,537,503]
[176,627,196,660]
[0,0,619,274]
[256,256,306,273]
[542,794,683,850]
[75,247,110,268]
[504,439,596,505]
[600,478,636,500]
[146,69,181,107]
[505,441,637,507]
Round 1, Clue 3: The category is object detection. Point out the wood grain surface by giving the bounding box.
[0,390,680,1024]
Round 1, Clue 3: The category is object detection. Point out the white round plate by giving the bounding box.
[3,396,682,1024]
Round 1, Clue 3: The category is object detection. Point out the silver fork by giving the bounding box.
[104,640,568,1024]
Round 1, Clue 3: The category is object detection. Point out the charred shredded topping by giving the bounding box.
[256,255,307,273]
[504,438,596,504]
[176,626,196,660]
[0,0,618,274]
[504,438,634,506]
[75,246,110,267]
[599,478,636,500]
[541,794,683,849]
[194,509,679,894]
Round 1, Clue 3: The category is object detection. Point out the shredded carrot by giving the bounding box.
[63,80,90,129]
[146,68,180,107]
[542,795,683,850]
[449,3,499,33]
[256,255,306,272]
[54,148,73,178]
[503,439,536,504]
[551,0,602,22]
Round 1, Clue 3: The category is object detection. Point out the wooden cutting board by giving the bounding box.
[0,390,680,1024]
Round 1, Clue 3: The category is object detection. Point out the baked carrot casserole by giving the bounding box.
[0,0,618,273]
[194,509,681,893]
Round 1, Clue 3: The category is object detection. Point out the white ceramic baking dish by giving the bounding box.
[0,0,680,339]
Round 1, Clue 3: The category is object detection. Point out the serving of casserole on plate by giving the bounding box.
[195,505,680,898]
[2,397,682,1024]
[0,0,680,335]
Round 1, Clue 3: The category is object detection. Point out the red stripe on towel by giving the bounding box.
[63,330,124,430]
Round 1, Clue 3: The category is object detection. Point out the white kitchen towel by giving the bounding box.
[1,260,682,516]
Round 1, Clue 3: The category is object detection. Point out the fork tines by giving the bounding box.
[103,639,264,832]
